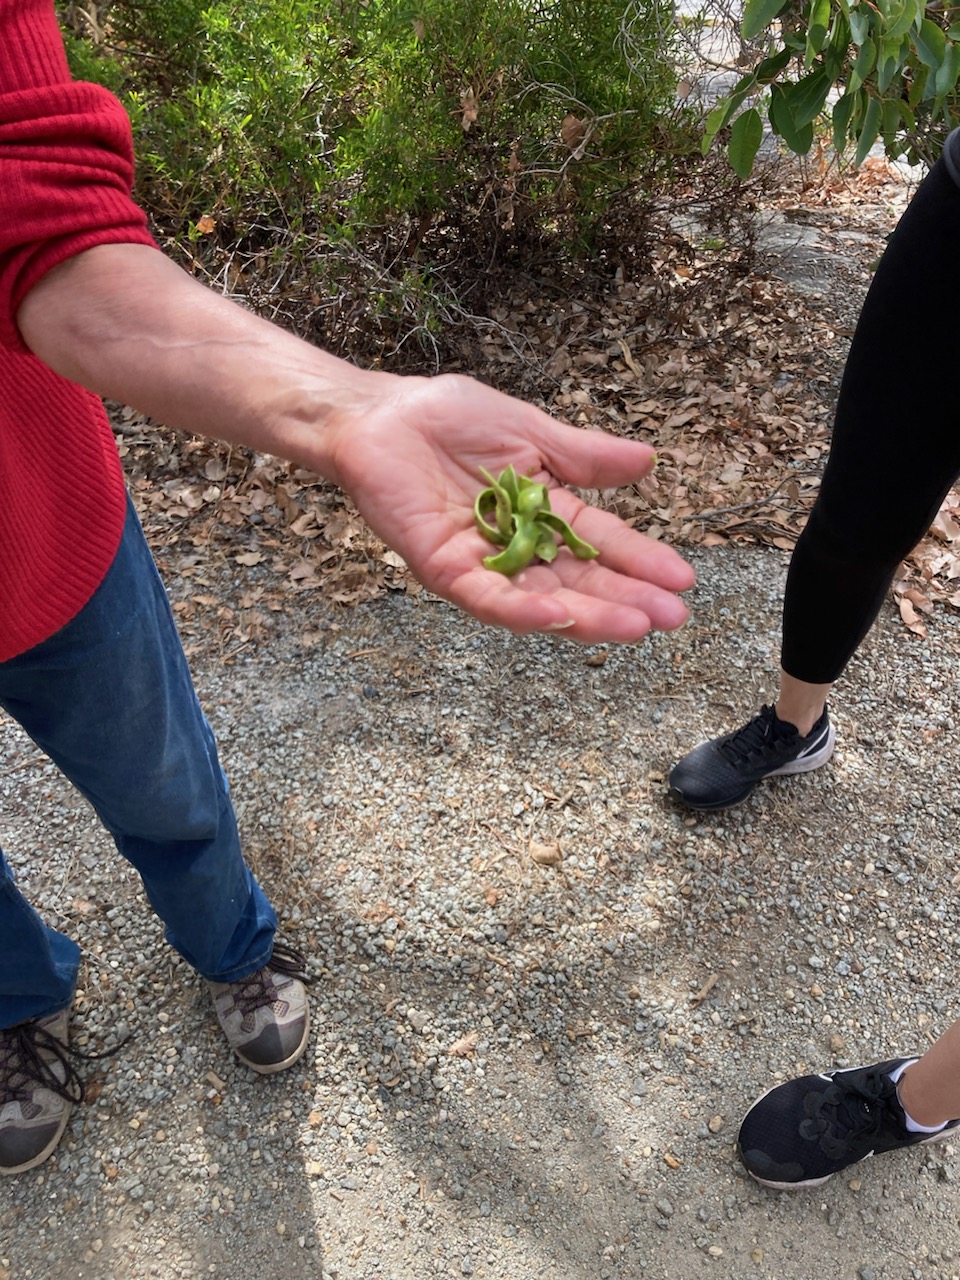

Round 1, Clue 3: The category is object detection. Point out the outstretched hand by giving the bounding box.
[328,373,695,644]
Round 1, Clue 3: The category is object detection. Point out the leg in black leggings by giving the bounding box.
[782,136,960,685]
[668,135,960,811]
[733,137,960,1176]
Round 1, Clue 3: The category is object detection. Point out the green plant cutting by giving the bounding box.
[473,465,598,576]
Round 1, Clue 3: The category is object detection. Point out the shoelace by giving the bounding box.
[718,704,795,764]
[227,943,311,1017]
[798,1069,892,1159]
[0,1022,86,1107]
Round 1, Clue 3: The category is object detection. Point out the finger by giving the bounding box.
[522,411,660,489]
[428,517,691,639]
[547,492,697,592]
[442,564,582,635]
[511,581,658,645]
[442,557,687,645]
[515,559,691,634]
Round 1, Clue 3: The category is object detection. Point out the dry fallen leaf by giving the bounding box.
[897,595,927,637]
[447,1031,479,1058]
[529,838,563,866]
[460,86,479,131]
[561,113,587,151]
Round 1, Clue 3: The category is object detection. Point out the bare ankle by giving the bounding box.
[774,702,823,737]
[897,1067,951,1129]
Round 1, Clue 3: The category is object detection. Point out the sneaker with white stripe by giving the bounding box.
[668,704,835,811]
[738,1058,960,1189]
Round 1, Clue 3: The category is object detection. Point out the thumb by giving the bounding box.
[531,414,657,489]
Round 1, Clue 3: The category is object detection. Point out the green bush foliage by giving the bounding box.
[702,0,960,175]
[59,2,691,250]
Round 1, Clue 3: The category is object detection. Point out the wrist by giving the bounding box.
[264,361,405,485]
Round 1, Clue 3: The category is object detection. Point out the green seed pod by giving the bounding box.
[534,528,559,563]
[475,466,599,574]
[482,520,541,576]
[535,509,599,560]
[473,487,510,546]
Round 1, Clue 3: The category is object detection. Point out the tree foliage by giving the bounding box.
[703,0,960,175]
[59,1,691,250]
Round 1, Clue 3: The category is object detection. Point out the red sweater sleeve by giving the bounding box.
[0,0,156,660]
[0,0,158,351]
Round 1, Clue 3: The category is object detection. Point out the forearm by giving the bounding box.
[16,242,400,485]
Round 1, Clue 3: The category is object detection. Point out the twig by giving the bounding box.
[693,473,821,522]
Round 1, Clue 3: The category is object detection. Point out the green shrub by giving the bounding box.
[58,1,691,247]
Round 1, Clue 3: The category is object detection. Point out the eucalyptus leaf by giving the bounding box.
[849,38,877,94]
[786,68,832,125]
[770,84,816,151]
[876,35,907,93]
[728,108,764,178]
[849,8,871,47]
[806,0,833,60]
[935,41,960,96]
[915,17,946,70]
[743,0,790,41]
[854,92,883,165]
[755,47,793,82]
[832,90,857,149]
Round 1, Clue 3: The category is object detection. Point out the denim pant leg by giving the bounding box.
[0,496,276,1027]
[0,845,81,1025]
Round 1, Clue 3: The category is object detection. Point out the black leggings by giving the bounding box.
[781,134,960,684]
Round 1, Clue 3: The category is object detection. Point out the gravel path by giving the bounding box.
[2,537,960,1280]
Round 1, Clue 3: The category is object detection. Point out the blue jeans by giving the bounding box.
[0,497,276,1028]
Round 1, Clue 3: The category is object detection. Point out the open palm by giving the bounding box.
[330,374,695,644]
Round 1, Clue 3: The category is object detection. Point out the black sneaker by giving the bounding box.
[738,1058,960,1189]
[668,704,835,810]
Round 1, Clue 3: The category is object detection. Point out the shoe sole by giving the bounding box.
[738,1073,958,1191]
[671,722,837,812]
[236,1005,311,1076]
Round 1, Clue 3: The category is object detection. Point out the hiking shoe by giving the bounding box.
[0,1009,82,1175]
[738,1058,960,1189]
[208,943,310,1074]
[668,703,835,810]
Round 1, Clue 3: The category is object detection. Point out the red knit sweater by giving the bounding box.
[0,0,159,661]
